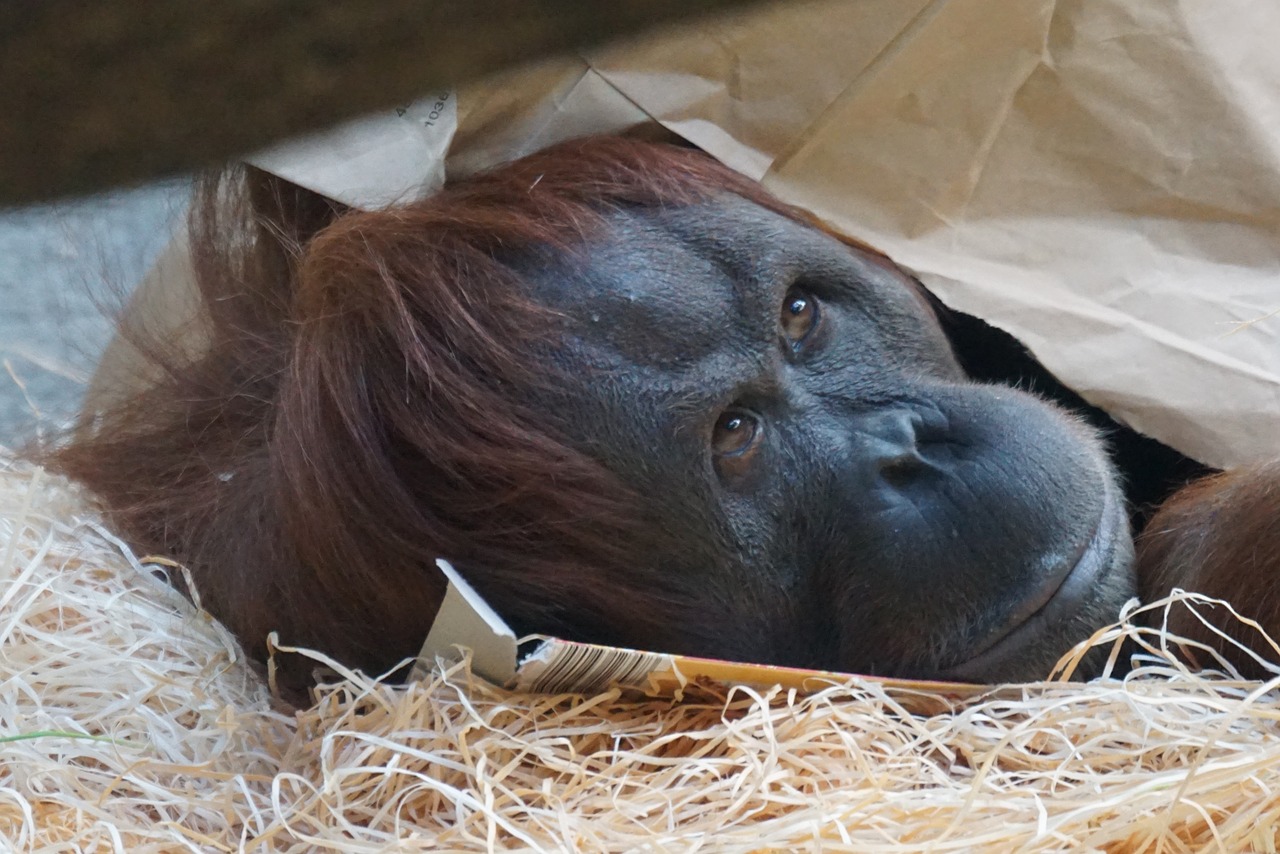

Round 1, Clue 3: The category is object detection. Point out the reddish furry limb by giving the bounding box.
[1137,461,1280,678]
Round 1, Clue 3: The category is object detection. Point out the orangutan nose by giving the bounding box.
[855,409,932,489]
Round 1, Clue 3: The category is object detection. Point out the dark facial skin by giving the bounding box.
[519,195,1136,682]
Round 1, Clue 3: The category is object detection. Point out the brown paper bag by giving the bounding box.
[94,0,1280,467]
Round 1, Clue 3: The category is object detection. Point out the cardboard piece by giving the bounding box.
[418,561,995,714]
[248,92,458,209]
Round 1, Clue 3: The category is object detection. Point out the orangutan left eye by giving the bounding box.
[782,289,820,348]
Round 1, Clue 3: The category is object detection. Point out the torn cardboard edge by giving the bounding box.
[247,91,458,209]
[415,559,999,713]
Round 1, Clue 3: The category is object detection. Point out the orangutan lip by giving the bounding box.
[938,482,1122,681]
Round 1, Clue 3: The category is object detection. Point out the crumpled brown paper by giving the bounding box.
[98,0,1280,468]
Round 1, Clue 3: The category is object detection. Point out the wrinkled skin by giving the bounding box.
[515,195,1136,682]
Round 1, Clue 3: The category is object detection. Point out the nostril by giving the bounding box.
[853,409,935,490]
[878,450,928,488]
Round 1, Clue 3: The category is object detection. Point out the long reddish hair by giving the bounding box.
[45,136,813,688]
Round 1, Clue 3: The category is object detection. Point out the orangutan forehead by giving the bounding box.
[518,195,855,374]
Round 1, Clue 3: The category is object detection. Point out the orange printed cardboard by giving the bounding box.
[416,561,996,711]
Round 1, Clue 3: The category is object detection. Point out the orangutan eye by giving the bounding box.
[781,289,819,348]
[712,409,762,458]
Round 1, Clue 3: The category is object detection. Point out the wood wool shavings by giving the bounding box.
[3,450,1280,852]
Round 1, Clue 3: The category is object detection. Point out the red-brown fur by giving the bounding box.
[1137,462,1280,678]
[39,135,1280,687]
[46,138,823,689]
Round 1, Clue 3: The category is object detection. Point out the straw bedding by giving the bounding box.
[3,450,1280,852]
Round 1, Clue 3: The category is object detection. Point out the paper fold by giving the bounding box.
[101,0,1280,466]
